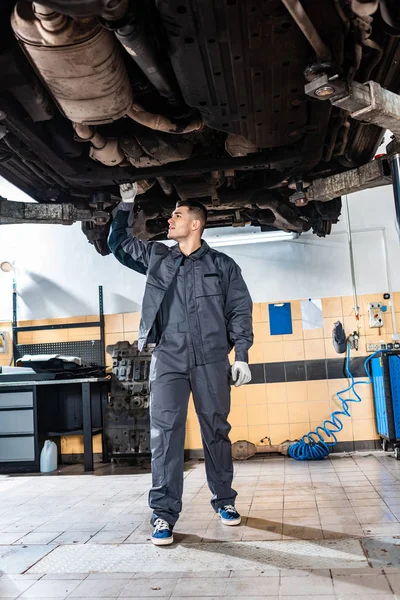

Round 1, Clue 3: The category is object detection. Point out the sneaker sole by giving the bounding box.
[220,516,241,526]
[151,535,174,546]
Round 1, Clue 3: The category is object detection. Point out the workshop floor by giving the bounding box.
[1,453,400,599]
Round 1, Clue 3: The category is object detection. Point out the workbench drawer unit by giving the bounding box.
[0,387,39,472]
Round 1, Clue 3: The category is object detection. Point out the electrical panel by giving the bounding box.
[0,331,8,354]
[368,303,384,328]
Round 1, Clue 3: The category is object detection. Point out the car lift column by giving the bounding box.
[388,149,400,234]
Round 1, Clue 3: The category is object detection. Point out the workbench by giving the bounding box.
[0,377,110,473]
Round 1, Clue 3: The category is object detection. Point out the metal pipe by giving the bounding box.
[99,285,105,367]
[32,3,57,15]
[344,195,360,321]
[127,103,203,134]
[333,0,350,31]
[381,228,399,340]
[157,177,174,196]
[281,0,331,61]
[116,15,184,109]
[32,3,68,32]
[26,0,129,20]
[73,123,126,167]
[12,273,17,367]
[350,0,379,18]
[380,0,400,36]
[388,152,400,238]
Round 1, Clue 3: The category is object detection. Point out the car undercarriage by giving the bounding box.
[0,0,400,254]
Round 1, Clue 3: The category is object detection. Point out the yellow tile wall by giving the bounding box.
[4,291,399,457]
[0,321,12,368]
[64,311,140,454]
[186,293,400,449]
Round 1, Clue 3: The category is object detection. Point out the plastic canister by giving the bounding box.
[40,440,58,473]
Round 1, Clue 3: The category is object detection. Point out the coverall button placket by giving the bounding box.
[187,258,204,366]
[183,257,196,368]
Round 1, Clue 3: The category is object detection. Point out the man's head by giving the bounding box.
[167,200,208,242]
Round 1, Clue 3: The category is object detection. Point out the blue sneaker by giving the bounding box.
[151,518,174,546]
[218,505,241,526]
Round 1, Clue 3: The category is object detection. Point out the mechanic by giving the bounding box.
[108,183,253,546]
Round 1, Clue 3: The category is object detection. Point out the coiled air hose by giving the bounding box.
[287,344,386,461]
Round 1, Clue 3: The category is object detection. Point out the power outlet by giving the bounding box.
[366,343,381,352]
[366,341,400,352]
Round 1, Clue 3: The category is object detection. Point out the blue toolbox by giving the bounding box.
[371,352,400,459]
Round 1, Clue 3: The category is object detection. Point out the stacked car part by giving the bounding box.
[104,341,153,461]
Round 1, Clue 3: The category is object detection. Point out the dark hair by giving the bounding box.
[176,200,208,228]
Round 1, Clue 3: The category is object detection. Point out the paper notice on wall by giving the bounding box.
[301,299,323,330]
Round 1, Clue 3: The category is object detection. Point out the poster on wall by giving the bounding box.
[301,298,323,330]
[268,302,293,335]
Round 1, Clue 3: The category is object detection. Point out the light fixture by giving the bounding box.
[205,231,299,248]
[0,261,17,294]
[0,261,13,273]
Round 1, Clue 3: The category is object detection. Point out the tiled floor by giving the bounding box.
[1,452,400,598]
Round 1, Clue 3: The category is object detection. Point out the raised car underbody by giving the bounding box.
[0,0,399,254]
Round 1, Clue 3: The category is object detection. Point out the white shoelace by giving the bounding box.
[153,518,170,532]
[223,505,237,514]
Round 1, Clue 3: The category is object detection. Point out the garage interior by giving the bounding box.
[1,175,400,597]
[2,0,400,597]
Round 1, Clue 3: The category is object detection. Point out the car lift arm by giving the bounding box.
[304,75,400,231]
[0,197,106,225]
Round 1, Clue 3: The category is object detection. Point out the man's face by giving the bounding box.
[167,206,198,241]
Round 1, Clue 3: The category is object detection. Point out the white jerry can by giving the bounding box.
[40,440,58,473]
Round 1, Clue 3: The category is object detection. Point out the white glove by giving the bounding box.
[120,182,138,203]
[231,361,252,387]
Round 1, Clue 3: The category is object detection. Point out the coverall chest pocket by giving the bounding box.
[197,273,223,298]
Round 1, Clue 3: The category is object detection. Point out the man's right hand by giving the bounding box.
[231,361,252,387]
[120,182,138,203]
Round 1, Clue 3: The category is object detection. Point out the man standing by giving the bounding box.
[109,183,253,546]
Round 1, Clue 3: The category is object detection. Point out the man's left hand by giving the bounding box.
[231,362,252,387]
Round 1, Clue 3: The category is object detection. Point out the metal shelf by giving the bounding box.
[12,286,105,366]
[46,427,103,437]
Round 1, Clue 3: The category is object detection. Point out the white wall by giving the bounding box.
[0,176,398,321]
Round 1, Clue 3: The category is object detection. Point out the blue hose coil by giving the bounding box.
[287,345,386,461]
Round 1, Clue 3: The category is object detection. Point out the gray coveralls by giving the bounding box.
[150,252,235,525]
[108,202,253,527]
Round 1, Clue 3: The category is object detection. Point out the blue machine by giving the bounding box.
[371,352,400,459]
